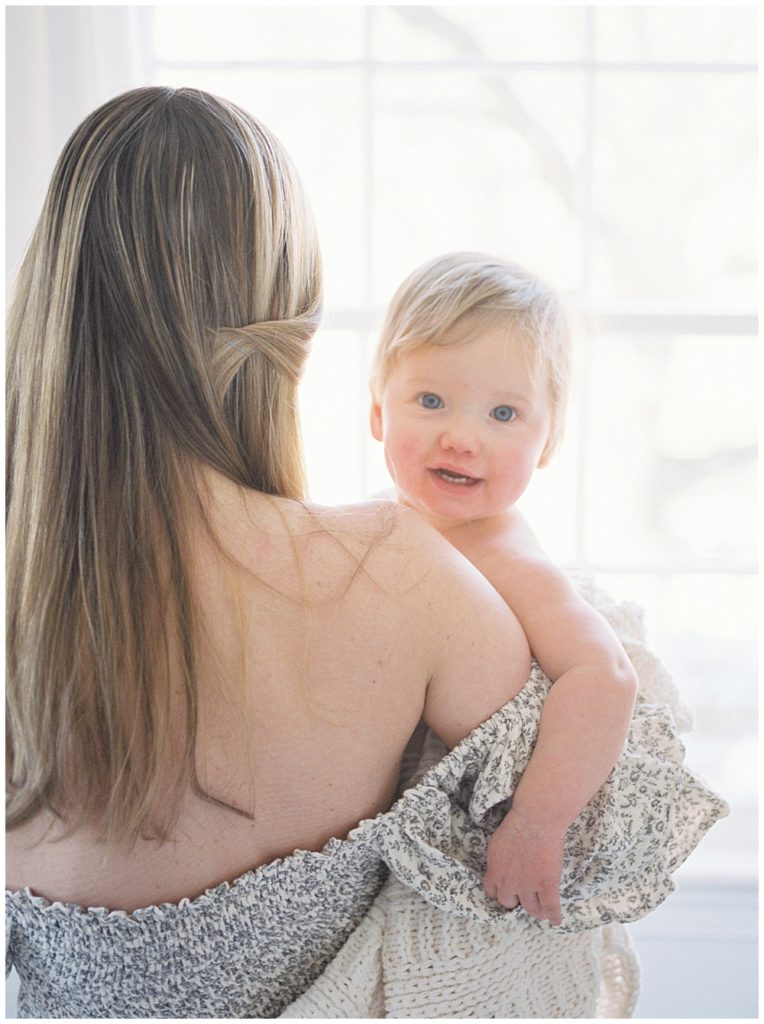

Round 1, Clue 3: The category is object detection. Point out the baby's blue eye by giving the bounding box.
[491,405,516,422]
[419,393,444,410]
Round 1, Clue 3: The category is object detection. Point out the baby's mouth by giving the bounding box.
[431,468,481,487]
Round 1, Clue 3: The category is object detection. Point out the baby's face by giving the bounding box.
[371,324,552,530]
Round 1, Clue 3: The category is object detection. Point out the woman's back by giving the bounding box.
[7,470,530,911]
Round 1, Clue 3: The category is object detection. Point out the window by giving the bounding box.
[146,5,757,878]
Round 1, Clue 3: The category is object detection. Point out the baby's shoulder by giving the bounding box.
[445,508,540,563]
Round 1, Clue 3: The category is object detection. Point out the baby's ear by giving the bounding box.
[369,398,383,441]
[537,435,555,468]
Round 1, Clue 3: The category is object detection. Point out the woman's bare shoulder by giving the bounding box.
[294,496,406,532]
[288,497,426,554]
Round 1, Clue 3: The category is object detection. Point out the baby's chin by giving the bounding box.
[394,492,478,532]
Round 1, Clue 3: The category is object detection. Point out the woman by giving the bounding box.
[6,87,531,1016]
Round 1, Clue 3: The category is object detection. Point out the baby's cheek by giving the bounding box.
[498,452,537,497]
[385,430,423,486]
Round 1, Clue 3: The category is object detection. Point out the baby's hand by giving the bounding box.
[482,807,566,926]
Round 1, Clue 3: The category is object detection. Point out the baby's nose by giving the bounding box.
[439,423,480,456]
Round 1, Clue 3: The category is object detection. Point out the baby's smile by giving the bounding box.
[430,466,482,487]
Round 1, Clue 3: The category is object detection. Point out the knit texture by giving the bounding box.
[6,576,727,1018]
[282,878,637,1018]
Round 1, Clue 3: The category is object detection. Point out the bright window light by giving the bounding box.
[146,5,757,880]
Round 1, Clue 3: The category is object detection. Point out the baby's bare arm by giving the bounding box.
[445,512,638,925]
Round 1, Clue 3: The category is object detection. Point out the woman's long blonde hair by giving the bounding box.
[6,87,322,844]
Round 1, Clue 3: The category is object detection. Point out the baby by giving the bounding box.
[370,252,638,926]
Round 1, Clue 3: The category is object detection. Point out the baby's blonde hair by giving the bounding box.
[371,252,571,465]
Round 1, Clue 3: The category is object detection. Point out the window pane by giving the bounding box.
[595,570,756,879]
[372,5,586,62]
[373,71,585,303]
[596,572,756,741]
[152,66,365,309]
[300,329,368,504]
[583,335,756,567]
[594,6,758,64]
[152,6,365,62]
[592,73,757,305]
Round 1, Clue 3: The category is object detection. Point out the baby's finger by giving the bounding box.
[538,885,562,926]
[499,892,521,910]
[482,875,498,902]
[492,882,520,910]
[520,890,543,920]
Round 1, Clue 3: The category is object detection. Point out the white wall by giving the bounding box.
[6,6,150,286]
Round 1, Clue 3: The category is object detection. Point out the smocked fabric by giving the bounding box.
[6,577,728,1018]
